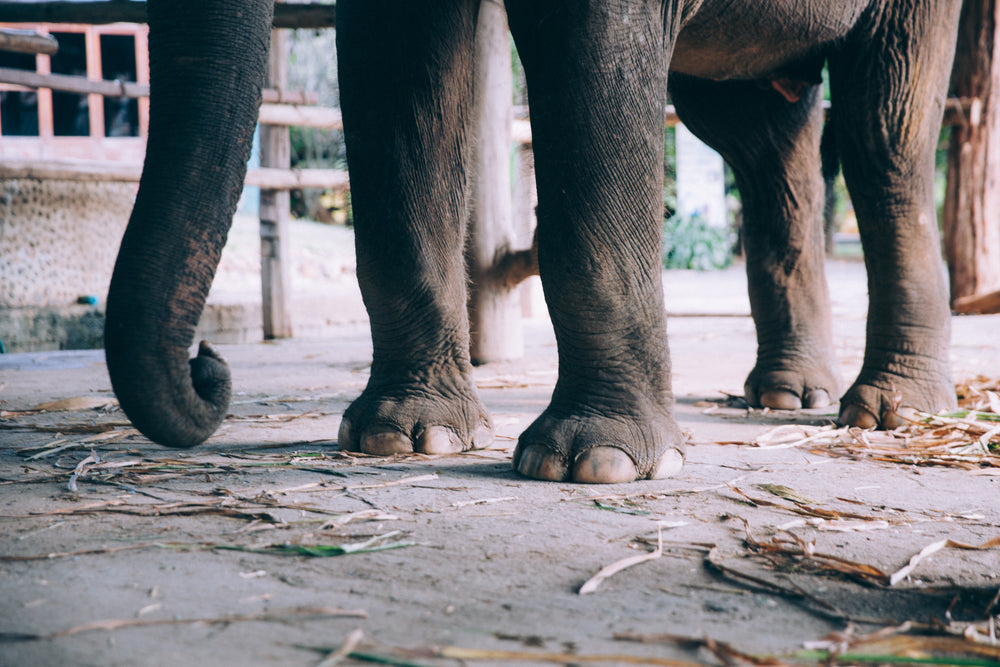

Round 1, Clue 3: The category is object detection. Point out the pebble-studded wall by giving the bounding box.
[1,179,136,309]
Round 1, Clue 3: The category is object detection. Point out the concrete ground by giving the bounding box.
[1,219,999,666]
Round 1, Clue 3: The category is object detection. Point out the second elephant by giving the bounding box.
[105,0,963,484]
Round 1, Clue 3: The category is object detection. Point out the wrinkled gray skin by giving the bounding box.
[105,0,962,483]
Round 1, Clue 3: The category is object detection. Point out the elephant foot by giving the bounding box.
[744,357,840,411]
[512,406,686,483]
[338,371,493,455]
[838,369,956,429]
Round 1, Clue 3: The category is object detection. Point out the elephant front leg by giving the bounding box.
[507,1,685,483]
[335,1,492,454]
[669,76,840,412]
[828,5,962,427]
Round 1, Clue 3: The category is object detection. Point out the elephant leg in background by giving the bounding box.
[335,0,493,455]
[828,4,961,428]
[506,0,685,483]
[669,76,840,411]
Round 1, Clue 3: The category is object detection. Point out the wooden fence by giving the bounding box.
[1,1,998,346]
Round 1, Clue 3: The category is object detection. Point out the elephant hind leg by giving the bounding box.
[827,5,961,427]
[669,75,839,412]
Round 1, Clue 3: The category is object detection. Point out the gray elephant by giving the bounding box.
[105,0,962,483]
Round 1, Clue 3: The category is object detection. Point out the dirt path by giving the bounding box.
[2,240,999,666]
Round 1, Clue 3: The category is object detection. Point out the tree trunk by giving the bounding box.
[943,0,1000,304]
[104,0,272,447]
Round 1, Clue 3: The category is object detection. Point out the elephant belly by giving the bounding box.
[671,0,869,81]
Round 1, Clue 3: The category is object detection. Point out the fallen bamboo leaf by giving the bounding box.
[812,519,891,532]
[579,523,667,595]
[216,531,414,558]
[615,631,795,666]
[346,474,439,490]
[890,536,1000,586]
[0,541,203,562]
[320,510,399,529]
[590,500,652,516]
[727,486,897,524]
[0,422,124,434]
[29,396,118,412]
[755,483,821,506]
[449,496,517,508]
[67,451,99,492]
[338,651,434,667]
[317,628,365,667]
[1,607,367,642]
[435,645,707,666]
[704,546,851,621]
[798,629,1000,666]
[1,533,415,562]
[750,403,1000,471]
[890,539,949,586]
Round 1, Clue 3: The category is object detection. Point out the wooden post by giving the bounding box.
[943,0,1000,305]
[259,24,292,339]
[467,0,520,364]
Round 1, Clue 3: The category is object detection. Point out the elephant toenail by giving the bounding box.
[759,389,802,410]
[838,404,879,429]
[515,444,568,481]
[648,448,685,479]
[472,422,495,449]
[417,425,464,454]
[803,389,831,409]
[337,418,358,451]
[362,429,414,455]
[571,446,638,484]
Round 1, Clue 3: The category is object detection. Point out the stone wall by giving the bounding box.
[0,179,136,351]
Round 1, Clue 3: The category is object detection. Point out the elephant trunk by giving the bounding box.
[105,0,273,447]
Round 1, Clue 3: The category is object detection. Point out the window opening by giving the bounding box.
[100,33,138,137]
[0,50,39,136]
[50,31,89,136]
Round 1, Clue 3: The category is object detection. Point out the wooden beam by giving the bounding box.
[0,66,314,105]
[244,166,348,189]
[0,28,58,54]
[258,102,341,129]
[0,2,336,29]
[0,158,141,181]
[0,158,348,190]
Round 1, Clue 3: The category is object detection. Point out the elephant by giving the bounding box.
[105,0,962,484]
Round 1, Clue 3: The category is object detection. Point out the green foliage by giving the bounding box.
[662,213,736,271]
[663,126,678,217]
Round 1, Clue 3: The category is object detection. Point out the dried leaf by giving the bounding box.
[890,536,1000,586]
[436,645,706,666]
[216,531,414,558]
[317,628,365,667]
[580,524,671,594]
[29,396,118,412]
[36,607,365,640]
[755,483,820,506]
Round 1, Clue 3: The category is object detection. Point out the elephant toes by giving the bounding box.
[837,375,951,430]
[745,365,838,412]
[512,409,686,484]
[338,380,493,455]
